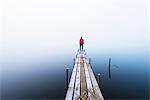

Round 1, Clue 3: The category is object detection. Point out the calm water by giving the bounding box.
[1,52,149,100]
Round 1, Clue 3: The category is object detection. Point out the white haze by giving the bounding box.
[0,0,148,61]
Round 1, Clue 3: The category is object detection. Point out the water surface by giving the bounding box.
[1,52,149,99]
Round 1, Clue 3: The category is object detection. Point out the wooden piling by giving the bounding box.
[97,73,100,87]
[66,68,69,90]
[89,58,91,64]
[73,58,75,65]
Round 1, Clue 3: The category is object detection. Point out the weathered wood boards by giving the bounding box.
[65,58,79,100]
[73,58,80,99]
[65,51,104,100]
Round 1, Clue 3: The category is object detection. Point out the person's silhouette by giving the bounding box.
[79,37,84,51]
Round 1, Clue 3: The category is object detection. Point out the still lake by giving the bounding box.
[1,51,149,99]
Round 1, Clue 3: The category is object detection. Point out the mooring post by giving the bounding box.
[97,73,100,87]
[73,58,75,65]
[109,58,111,79]
[89,58,91,64]
[66,68,69,90]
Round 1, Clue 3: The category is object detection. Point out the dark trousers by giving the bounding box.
[80,44,83,51]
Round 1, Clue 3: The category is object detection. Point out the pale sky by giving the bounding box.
[0,0,149,61]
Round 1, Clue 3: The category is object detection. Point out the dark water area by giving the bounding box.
[1,52,149,100]
[90,52,149,99]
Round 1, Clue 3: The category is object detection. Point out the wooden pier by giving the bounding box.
[65,50,104,100]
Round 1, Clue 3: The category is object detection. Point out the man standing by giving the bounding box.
[79,37,84,51]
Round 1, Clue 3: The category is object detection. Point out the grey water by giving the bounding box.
[1,52,149,100]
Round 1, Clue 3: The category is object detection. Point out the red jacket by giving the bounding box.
[80,37,84,45]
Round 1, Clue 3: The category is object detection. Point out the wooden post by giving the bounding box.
[66,68,69,90]
[97,73,100,87]
[73,58,75,65]
[109,58,111,79]
[89,58,91,64]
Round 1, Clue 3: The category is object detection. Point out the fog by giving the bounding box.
[0,0,148,61]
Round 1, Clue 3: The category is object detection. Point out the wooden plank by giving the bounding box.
[83,56,104,100]
[83,58,93,99]
[65,58,79,100]
[73,58,80,100]
[80,57,88,99]
[87,63,104,100]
